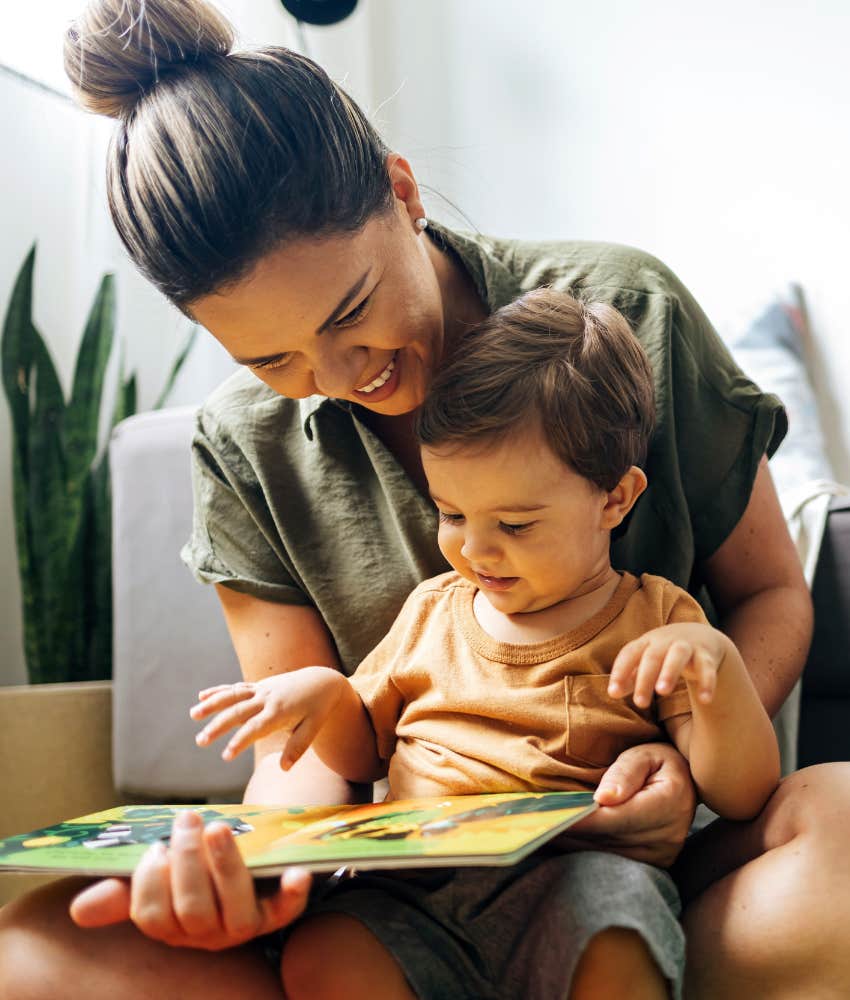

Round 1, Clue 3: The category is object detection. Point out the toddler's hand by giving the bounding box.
[608,623,729,708]
[190,666,345,769]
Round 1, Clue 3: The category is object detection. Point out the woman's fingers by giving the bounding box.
[258,867,312,931]
[69,877,132,928]
[168,811,220,936]
[81,812,312,951]
[204,822,262,939]
[129,840,181,941]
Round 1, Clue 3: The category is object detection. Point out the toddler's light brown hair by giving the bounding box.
[416,287,655,491]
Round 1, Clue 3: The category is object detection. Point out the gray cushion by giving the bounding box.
[110,407,251,799]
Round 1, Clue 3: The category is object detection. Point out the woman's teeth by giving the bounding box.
[358,357,395,393]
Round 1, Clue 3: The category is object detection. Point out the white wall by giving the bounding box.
[3,0,849,682]
[0,0,303,685]
[336,0,850,478]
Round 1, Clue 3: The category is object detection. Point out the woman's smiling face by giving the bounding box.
[188,196,448,416]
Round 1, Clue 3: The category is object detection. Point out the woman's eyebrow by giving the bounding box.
[232,268,373,365]
[316,269,372,334]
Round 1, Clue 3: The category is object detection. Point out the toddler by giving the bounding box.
[192,288,780,1000]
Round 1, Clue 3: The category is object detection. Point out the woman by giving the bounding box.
[0,1,845,997]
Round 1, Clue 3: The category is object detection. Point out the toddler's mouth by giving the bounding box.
[475,573,519,591]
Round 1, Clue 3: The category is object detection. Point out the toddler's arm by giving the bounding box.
[191,667,384,783]
[609,623,780,820]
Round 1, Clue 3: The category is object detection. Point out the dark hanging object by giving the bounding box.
[278,0,358,26]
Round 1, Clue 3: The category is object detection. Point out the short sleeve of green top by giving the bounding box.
[181,223,786,676]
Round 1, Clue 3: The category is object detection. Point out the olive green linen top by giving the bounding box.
[181,224,786,676]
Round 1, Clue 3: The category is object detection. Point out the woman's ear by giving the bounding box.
[600,466,648,529]
[386,153,426,227]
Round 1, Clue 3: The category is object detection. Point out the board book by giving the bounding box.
[0,791,596,876]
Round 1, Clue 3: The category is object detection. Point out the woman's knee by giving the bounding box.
[763,762,850,849]
[0,878,90,1000]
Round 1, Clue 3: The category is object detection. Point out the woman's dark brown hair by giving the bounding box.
[64,0,393,308]
[416,288,656,491]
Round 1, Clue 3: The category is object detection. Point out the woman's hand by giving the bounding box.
[558,742,696,867]
[69,811,311,949]
[191,667,347,770]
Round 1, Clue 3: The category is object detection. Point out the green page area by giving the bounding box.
[0,792,597,876]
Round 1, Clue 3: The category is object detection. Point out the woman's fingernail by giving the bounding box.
[207,826,231,856]
[174,810,199,831]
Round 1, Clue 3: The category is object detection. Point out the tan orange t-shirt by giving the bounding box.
[350,571,701,799]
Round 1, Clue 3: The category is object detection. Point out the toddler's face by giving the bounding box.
[421,427,615,616]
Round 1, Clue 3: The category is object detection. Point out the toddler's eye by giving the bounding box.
[438,511,464,525]
[500,521,534,535]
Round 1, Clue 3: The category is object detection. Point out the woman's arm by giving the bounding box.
[701,457,814,717]
[214,584,373,805]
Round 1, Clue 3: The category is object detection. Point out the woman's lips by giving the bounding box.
[476,573,519,592]
[352,351,400,403]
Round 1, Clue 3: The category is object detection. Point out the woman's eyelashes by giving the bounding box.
[334,293,372,328]
[251,353,293,372]
[247,294,374,372]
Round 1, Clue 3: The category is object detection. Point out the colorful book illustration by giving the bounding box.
[0,791,597,876]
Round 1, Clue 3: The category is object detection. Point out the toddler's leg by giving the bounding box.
[570,927,670,1000]
[281,912,417,1000]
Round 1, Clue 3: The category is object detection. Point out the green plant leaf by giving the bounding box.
[1,245,38,472]
[83,452,113,681]
[111,360,138,428]
[66,273,115,492]
[153,323,198,409]
[25,330,76,681]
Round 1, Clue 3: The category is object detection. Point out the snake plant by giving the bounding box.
[1,246,196,684]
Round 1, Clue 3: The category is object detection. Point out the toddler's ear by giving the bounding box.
[600,466,647,529]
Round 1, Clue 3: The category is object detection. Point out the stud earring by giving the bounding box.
[415,217,428,231]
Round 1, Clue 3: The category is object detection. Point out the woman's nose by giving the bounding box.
[311,342,364,398]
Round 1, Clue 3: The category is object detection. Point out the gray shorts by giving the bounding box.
[305,849,684,1000]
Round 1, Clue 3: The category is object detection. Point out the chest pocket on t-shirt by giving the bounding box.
[564,675,664,769]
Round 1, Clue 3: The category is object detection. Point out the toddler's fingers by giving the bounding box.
[691,647,718,703]
[195,699,262,747]
[191,685,255,721]
[280,714,324,770]
[632,646,665,708]
[609,638,648,697]
[655,641,692,695]
[223,712,292,761]
[197,684,237,700]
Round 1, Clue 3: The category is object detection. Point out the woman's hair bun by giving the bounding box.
[64,0,235,118]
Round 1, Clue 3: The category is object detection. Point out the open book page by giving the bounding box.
[0,792,597,876]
